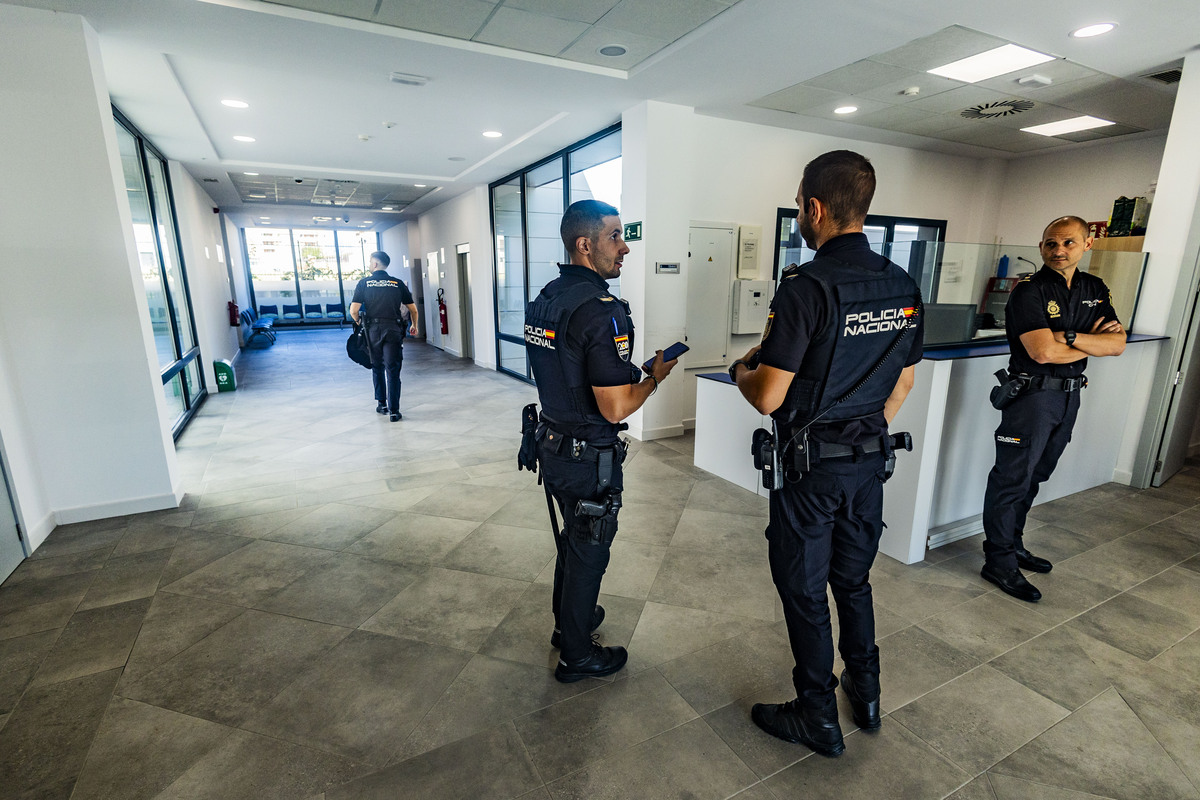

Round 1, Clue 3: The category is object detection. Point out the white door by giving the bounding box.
[0,456,25,584]
[686,225,735,367]
[457,250,473,360]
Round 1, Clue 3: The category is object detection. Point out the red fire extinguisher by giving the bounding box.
[228,300,240,327]
[437,288,449,335]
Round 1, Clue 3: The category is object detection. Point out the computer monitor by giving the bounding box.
[923,303,979,345]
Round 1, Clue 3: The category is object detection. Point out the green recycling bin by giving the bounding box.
[214,359,236,392]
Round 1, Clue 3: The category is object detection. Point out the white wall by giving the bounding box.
[170,164,239,385]
[995,134,1167,246]
[413,187,495,366]
[222,216,251,346]
[0,6,180,543]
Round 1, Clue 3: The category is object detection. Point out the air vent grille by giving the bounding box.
[1144,68,1182,84]
[202,178,219,183]
[961,99,1036,120]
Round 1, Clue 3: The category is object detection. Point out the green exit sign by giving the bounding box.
[623,221,643,241]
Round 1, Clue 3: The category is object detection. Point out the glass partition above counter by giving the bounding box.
[773,207,1147,349]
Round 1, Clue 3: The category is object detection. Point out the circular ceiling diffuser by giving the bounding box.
[961,99,1036,119]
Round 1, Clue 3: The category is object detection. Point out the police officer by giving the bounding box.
[349,251,418,421]
[981,216,1126,602]
[523,199,677,683]
[730,151,923,756]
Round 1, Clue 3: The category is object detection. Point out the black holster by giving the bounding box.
[990,370,1027,410]
[517,403,540,472]
[752,427,783,491]
[575,490,621,545]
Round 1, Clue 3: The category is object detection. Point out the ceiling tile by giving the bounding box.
[1054,123,1145,142]
[475,6,590,55]
[748,83,843,114]
[504,0,621,24]
[1063,80,1176,129]
[906,85,1012,114]
[794,96,892,121]
[804,59,910,94]
[374,0,497,40]
[975,58,1101,94]
[871,25,1007,72]
[262,0,377,21]
[598,0,728,43]
[852,105,939,129]
[853,69,963,105]
[557,25,668,69]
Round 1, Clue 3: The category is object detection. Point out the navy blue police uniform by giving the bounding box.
[524,264,639,665]
[758,232,923,711]
[351,269,414,415]
[981,266,1117,572]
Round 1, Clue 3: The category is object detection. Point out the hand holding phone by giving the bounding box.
[643,341,689,372]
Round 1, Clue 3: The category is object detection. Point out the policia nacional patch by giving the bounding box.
[614,334,630,361]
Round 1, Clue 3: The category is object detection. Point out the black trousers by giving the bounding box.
[767,454,886,708]
[368,326,405,413]
[538,439,623,663]
[982,388,1081,571]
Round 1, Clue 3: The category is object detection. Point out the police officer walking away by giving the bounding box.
[981,216,1125,602]
[350,251,419,421]
[522,199,677,682]
[730,151,923,756]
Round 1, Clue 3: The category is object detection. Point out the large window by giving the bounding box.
[243,227,378,325]
[490,125,621,382]
[114,110,204,438]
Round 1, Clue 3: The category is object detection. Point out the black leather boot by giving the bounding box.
[751,698,844,756]
[839,669,881,731]
[551,605,605,648]
[554,644,627,683]
[981,563,1041,602]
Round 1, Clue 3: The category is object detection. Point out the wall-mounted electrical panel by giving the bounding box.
[732,279,773,334]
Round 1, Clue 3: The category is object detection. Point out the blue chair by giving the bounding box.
[282,304,302,321]
[241,309,275,346]
[258,304,279,321]
[304,303,324,320]
[325,303,346,326]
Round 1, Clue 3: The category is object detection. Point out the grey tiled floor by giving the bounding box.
[2,328,1199,799]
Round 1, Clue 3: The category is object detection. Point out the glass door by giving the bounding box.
[493,175,527,378]
[0,451,27,583]
[292,229,339,323]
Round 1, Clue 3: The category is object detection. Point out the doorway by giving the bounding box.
[0,448,26,583]
[456,246,473,361]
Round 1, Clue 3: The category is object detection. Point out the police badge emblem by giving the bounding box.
[1047,300,1061,318]
[614,334,630,361]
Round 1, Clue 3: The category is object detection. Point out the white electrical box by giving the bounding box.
[731,280,773,334]
[737,224,762,279]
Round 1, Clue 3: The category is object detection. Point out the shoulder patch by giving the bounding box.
[614,334,630,361]
[762,311,774,342]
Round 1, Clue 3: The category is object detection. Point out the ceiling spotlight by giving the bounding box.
[221,99,249,108]
[383,121,397,128]
[1070,22,1116,38]
[243,172,259,176]
[834,106,858,114]
[901,87,920,96]
[233,135,256,142]
[259,216,270,220]
[382,206,394,211]
[248,194,267,199]
[358,134,372,142]
[598,45,627,57]
[414,184,427,188]
[363,220,373,224]
[483,131,502,138]
[1018,74,1053,87]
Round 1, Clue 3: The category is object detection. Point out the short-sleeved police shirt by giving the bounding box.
[759,233,924,444]
[352,270,413,322]
[1005,266,1117,378]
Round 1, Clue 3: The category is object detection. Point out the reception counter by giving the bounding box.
[694,334,1166,564]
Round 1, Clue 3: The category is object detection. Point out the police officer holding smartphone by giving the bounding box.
[522,199,677,682]
[981,216,1125,602]
[730,151,923,756]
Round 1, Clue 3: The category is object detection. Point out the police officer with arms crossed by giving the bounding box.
[521,199,677,682]
[350,251,418,422]
[981,216,1125,602]
[730,150,923,756]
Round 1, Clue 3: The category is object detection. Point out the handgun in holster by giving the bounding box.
[989,370,1028,410]
[882,431,913,481]
[575,490,621,545]
[517,403,539,472]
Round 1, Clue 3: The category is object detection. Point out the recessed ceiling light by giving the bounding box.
[259,216,270,220]
[482,131,502,138]
[834,106,858,115]
[243,172,259,176]
[1021,115,1116,136]
[414,184,427,188]
[261,221,270,225]
[221,99,249,108]
[233,135,256,142]
[382,206,394,211]
[248,193,267,199]
[928,43,1055,83]
[1070,22,1116,38]
[598,45,627,57]
[448,156,466,161]
[363,220,373,224]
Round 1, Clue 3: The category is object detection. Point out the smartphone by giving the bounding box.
[643,341,689,372]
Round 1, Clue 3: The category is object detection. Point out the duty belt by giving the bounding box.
[804,433,912,461]
[540,427,627,491]
[1022,374,1087,392]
